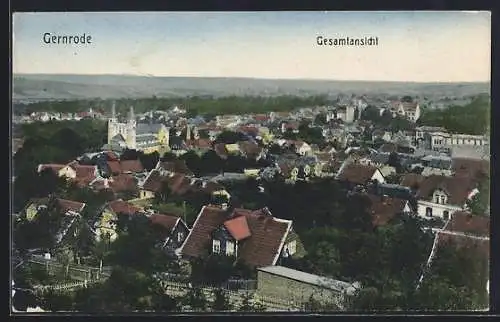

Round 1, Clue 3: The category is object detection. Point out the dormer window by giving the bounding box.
[226,241,235,256]
[212,239,221,254]
[177,231,184,242]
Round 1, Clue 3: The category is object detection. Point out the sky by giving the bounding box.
[12,11,491,82]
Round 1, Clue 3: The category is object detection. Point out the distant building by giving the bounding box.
[106,103,170,154]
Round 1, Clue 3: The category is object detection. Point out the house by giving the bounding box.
[37,161,99,187]
[178,205,305,268]
[401,175,479,221]
[155,160,194,177]
[442,211,489,237]
[91,173,139,199]
[371,129,392,143]
[256,265,360,309]
[294,141,312,156]
[365,194,413,227]
[20,197,86,245]
[140,170,230,201]
[105,159,145,176]
[281,122,300,134]
[93,199,144,242]
[238,141,265,160]
[214,143,229,159]
[451,158,489,179]
[185,138,212,155]
[149,214,190,254]
[336,163,386,186]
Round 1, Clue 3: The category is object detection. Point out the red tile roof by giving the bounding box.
[107,200,143,216]
[444,211,490,237]
[107,161,122,174]
[108,174,138,192]
[366,194,408,226]
[180,206,292,268]
[238,141,262,157]
[157,160,194,176]
[120,160,144,173]
[55,198,86,214]
[149,213,180,233]
[186,138,212,149]
[223,215,252,241]
[337,163,379,185]
[142,170,168,192]
[400,173,426,189]
[452,158,490,179]
[415,175,477,206]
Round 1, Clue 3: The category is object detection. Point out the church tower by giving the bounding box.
[107,101,118,144]
[126,106,137,150]
[345,105,355,123]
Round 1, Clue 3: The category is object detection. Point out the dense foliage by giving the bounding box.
[417,96,490,135]
[17,95,331,117]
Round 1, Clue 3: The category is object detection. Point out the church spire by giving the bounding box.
[129,106,135,121]
[111,101,116,119]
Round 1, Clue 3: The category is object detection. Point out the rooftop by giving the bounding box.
[257,265,353,293]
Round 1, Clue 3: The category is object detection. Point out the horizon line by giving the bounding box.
[13,73,491,85]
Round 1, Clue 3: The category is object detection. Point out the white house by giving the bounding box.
[406,175,479,220]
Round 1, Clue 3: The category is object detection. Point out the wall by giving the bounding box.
[416,200,462,220]
[257,271,342,306]
[95,209,118,242]
[140,189,155,199]
[371,169,386,184]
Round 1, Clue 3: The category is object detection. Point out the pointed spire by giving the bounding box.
[129,106,135,121]
[111,101,116,119]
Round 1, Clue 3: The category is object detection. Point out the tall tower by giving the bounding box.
[126,106,137,150]
[345,105,355,123]
[107,101,118,144]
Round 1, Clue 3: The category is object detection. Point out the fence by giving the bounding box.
[155,272,257,291]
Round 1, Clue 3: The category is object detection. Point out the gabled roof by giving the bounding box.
[400,173,426,189]
[365,194,408,227]
[120,160,144,173]
[107,199,143,216]
[179,206,292,268]
[55,198,86,214]
[414,175,477,205]
[142,170,168,192]
[157,160,194,176]
[108,173,138,192]
[452,158,490,179]
[337,163,379,185]
[444,211,489,237]
[149,213,181,239]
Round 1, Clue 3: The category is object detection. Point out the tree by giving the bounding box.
[211,289,232,311]
[183,287,208,312]
[238,292,265,312]
[215,131,245,144]
[314,113,327,125]
[388,152,403,173]
[39,289,74,312]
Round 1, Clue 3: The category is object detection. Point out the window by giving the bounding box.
[440,196,446,205]
[177,231,184,242]
[443,211,450,220]
[226,241,235,256]
[425,207,433,217]
[212,240,221,254]
[286,240,297,255]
